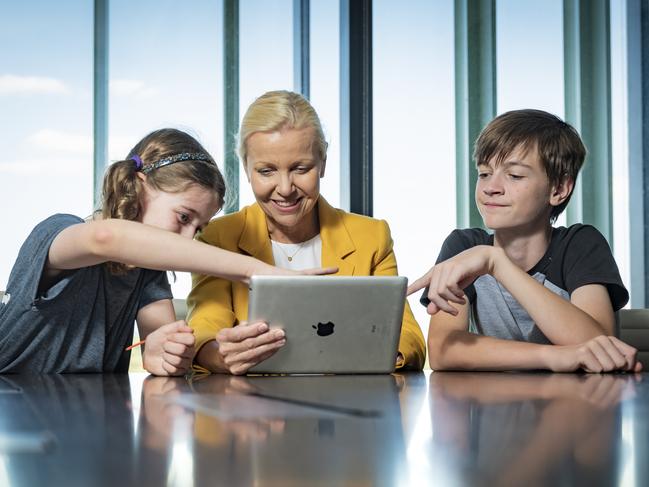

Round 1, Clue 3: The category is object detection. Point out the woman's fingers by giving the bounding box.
[216,321,286,374]
[217,321,268,344]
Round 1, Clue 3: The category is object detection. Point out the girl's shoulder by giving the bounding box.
[26,214,84,242]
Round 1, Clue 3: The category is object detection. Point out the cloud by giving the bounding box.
[110,79,159,98]
[0,74,69,95]
[23,128,140,163]
[26,129,93,156]
[0,157,86,176]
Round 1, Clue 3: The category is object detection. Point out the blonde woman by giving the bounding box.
[188,90,426,374]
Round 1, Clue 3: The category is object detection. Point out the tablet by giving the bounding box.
[247,275,406,374]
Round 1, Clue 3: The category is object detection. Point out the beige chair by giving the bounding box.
[618,309,649,366]
[172,298,188,321]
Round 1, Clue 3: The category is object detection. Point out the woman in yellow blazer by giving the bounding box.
[187,90,425,374]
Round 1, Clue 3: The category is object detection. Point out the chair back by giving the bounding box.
[618,309,649,366]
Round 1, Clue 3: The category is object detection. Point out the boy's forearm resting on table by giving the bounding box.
[49,219,271,283]
[428,302,638,372]
[488,247,611,344]
[428,325,554,371]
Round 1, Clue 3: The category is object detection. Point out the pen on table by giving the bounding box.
[125,339,145,351]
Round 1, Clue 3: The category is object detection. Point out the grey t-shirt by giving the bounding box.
[420,225,628,343]
[0,214,172,373]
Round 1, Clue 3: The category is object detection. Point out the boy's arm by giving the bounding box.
[416,245,610,343]
[489,247,614,343]
[427,301,555,371]
[428,300,639,372]
[415,246,640,372]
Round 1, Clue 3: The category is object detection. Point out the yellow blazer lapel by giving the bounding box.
[238,204,275,265]
[318,197,356,275]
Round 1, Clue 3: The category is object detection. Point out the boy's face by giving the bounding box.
[475,145,556,232]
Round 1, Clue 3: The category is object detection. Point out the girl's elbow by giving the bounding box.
[88,222,120,257]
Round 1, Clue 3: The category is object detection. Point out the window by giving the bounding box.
[109,0,223,298]
[373,0,456,337]
[0,1,93,289]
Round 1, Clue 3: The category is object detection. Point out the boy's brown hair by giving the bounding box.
[473,109,586,222]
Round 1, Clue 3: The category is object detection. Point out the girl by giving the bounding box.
[0,128,333,375]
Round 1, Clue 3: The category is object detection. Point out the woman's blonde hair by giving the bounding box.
[237,90,328,166]
[100,128,225,273]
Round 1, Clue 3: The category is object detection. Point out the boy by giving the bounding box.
[408,109,641,373]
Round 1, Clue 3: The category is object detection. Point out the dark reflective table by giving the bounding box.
[0,371,646,486]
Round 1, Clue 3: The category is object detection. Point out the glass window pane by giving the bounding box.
[239,0,294,208]
[496,0,564,115]
[0,1,93,289]
[496,0,565,226]
[109,0,223,298]
[311,0,341,208]
[373,0,456,339]
[610,1,630,301]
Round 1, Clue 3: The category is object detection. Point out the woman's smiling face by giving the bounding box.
[245,126,325,242]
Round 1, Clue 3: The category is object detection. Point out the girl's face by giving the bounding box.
[139,182,221,238]
[245,126,325,242]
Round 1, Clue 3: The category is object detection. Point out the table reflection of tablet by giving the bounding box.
[247,276,406,374]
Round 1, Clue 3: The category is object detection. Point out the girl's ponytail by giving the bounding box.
[101,157,143,222]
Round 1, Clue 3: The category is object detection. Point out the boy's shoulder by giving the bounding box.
[549,223,612,258]
[552,223,606,241]
[447,227,493,245]
[438,228,492,262]
[543,223,628,310]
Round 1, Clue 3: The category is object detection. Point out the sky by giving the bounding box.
[0,0,632,321]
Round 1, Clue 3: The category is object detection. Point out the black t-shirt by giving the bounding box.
[420,225,628,343]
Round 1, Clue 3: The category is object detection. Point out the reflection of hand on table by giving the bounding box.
[189,375,286,447]
[496,374,634,487]
[140,376,194,451]
[429,372,638,486]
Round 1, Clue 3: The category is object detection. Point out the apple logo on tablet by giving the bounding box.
[312,322,335,337]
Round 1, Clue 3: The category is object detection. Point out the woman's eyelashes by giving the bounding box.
[255,161,315,176]
[257,167,274,177]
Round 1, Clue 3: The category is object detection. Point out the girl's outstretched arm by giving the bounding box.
[45,219,336,284]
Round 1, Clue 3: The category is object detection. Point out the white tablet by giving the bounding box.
[247,275,406,374]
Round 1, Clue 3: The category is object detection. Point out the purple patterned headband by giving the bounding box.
[134,152,213,174]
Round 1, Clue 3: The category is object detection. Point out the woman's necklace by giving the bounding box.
[274,241,307,262]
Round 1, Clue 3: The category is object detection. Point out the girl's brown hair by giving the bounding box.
[100,128,225,273]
